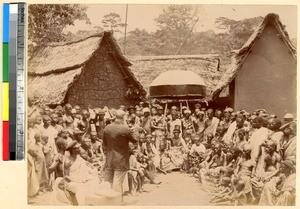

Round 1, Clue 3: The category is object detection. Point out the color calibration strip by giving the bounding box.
[3,3,9,161]
[2,3,26,160]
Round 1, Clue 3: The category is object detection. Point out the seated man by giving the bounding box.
[217,146,241,187]
[188,134,206,176]
[258,160,295,206]
[137,152,161,185]
[203,109,220,137]
[59,142,119,205]
[166,128,186,170]
[90,131,105,169]
[231,144,256,205]
[79,136,94,163]
[198,143,226,185]
[236,129,248,151]
[159,141,178,172]
[261,140,282,182]
[127,149,144,195]
[212,144,257,205]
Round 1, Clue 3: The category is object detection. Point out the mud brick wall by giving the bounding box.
[66,40,139,109]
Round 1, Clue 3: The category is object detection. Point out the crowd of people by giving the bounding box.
[27,101,296,206]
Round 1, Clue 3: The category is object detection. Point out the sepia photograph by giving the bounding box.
[27,4,297,206]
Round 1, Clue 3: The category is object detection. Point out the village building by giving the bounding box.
[28,31,146,109]
[212,13,297,118]
[129,54,231,108]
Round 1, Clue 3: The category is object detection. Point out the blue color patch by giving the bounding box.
[3,4,9,43]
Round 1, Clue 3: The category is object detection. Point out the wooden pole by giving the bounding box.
[149,99,152,117]
[175,17,199,55]
[123,4,128,55]
[186,100,189,110]
[164,102,168,136]
[180,102,182,116]
[164,102,168,118]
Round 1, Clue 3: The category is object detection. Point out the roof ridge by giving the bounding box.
[237,13,296,57]
[44,31,110,47]
[28,64,84,76]
[129,54,220,62]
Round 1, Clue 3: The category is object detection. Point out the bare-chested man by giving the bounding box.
[231,144,256,205]
[90,131,105,168]
[199,143,225,184]
[261,140,282,182]
[79,137,94,163]
[48,138,68,178]
[204,109,220,136]
[63,103,75,130]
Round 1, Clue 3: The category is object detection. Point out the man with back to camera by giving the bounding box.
[103,109,137,193]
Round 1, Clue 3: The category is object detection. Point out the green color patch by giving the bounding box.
[3,43,9,82]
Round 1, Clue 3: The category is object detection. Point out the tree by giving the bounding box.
[28,4,90,44]
[101,12,126,34]
[153,5,199,55]
[64,28,103,42]
[28,4,90,55]
[215,16,264,50]
[155,5,198,31]
[118,28,156,55]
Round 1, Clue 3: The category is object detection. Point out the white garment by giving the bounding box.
[248,127,270,177]
[40,125,58,154]
[204,117,220,136]
[223,121,236,143]
[190,143,206,156]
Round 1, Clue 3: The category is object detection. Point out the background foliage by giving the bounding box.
[29,4,268,57]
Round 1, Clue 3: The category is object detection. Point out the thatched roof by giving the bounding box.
[129,55,223,101]
[212,13,297,100]
[28,31,146,106]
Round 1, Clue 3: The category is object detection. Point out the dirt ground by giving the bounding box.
[29,171,220,206]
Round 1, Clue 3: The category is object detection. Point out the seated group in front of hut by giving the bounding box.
[27,102,296,206]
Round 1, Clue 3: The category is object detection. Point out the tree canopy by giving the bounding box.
[119,5,263,56]
[28,4,266,57]
[28,4,90,45]
[28,4,90,55]
[101,12,126,34]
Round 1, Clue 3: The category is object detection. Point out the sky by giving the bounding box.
[64,4,297,39]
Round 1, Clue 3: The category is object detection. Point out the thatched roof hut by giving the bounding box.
[28,31,146,108]
[212,13,296,117]
[129,55,225,101]
[212,13,296,99]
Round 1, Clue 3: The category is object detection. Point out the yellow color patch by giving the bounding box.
[2,83,9,121]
